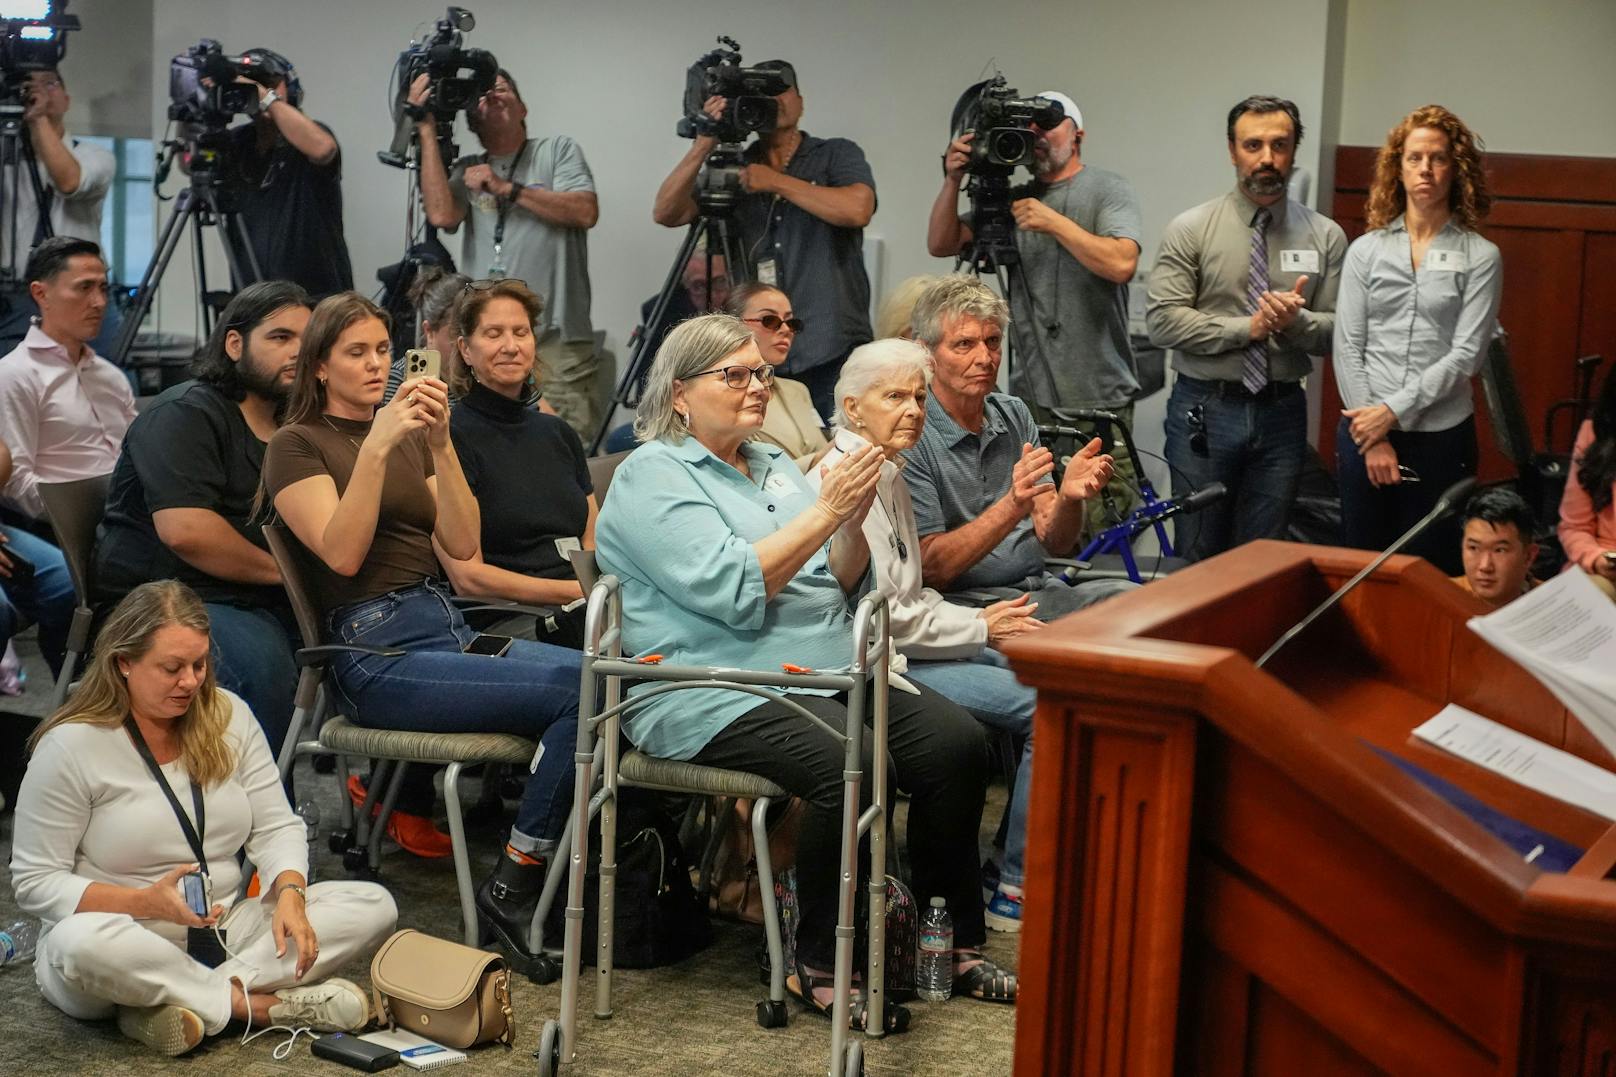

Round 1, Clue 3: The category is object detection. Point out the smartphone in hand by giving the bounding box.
[403,348,441,382]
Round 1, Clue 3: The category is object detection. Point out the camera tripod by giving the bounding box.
[111,146,261,366]
[589,144,751,454]
[0,95,56,291]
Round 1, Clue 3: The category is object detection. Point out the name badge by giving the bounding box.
[762,472,796,496]
[1279,249,1320,273]
[756,257,779,287]
[1425,248,1467,272]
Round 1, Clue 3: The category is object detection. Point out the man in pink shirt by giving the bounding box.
[0,236,134,521]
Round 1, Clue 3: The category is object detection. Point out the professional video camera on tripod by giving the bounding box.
[591,35,788,452]
[376,6,497,351]
[0,1,80,286]
[110,39,287,364]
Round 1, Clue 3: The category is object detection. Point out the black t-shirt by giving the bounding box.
[450,382,592,579]
[95,380,284,609]
[227,122,354,298]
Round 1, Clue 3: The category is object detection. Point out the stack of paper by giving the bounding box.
[1466,568,1616,760]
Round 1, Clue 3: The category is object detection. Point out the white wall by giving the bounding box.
[1339,0,1616,156]
[63,0,152,140]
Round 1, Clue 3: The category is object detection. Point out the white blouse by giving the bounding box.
[811,428,989,663]
[9,691,307,944]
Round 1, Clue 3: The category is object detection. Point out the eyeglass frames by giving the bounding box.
[688,363,776,390]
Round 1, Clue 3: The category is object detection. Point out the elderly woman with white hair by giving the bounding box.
[595,314,1008,1025]
[809,338,1039,946]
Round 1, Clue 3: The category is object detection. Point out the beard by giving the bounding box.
[1240,166,1289,198]
[237,346,292,402]
[1033,138,1074,179]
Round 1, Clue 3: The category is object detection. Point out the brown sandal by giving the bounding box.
[953,952,1018,1004]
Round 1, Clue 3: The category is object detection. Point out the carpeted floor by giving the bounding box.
[0,628,1019,1076]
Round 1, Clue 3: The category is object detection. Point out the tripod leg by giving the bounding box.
[190,207,215,337]
[111,189,200,366]
[589,221,708,454]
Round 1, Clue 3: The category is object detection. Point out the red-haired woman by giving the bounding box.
[1332,105,1502,574]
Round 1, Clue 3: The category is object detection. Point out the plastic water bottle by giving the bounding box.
[916,897,953,1002]
[0,920,37,967]
[296,799,321,884]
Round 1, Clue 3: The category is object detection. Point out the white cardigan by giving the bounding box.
[9,690,307,945]
[812,428,990,663]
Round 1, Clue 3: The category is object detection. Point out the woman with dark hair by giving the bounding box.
[724,281,830,464]
[11,581,396,1056]
[95,280,313,751]
[1333,104,1502,574]
[440,278,597,649]
[1560,368,1616,599]
[260,292,583,973]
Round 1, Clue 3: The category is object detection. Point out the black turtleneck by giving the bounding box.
[449,381,593,579]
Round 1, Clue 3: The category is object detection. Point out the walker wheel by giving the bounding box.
[756,998,788,1028]
[535,1019,562,1076]
[525,952,560,985]
[845,1040,864,1076]
[328,829,353,855]
[341,847,373,876]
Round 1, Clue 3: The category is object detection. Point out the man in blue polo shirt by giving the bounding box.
[653,59,876,420]
[903,277,1135,619]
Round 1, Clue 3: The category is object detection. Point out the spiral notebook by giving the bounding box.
[358,1028,467,1070]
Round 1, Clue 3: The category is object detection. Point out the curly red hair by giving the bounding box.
[1364,104,1491,232]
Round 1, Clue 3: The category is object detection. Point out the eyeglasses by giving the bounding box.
[1187,404,1209,457]
[462,278,512,294]
[689,363,776,390]
[743,314,805,334]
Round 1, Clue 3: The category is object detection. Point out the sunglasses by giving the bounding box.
[743,314,805,334]
[689,363,776,390]
[1187,403,1209,457]
[462,278,512,294]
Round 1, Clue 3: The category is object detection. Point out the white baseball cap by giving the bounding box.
[1035,90,1083,133]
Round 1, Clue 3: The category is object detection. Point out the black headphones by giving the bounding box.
[240,47,303,109]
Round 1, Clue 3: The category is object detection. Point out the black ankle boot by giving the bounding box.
[476,848,546,962]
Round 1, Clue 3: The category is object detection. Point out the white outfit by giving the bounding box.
[811,427,989,661]
[2,132,116,277]
[9,690,396,1034]
[0,324,136,518]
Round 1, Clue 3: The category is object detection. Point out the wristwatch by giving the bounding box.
[257,89,281,114]
[277,882,307,902]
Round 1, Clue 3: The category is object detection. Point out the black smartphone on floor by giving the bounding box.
[463,633,514,657]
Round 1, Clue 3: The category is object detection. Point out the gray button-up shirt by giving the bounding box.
[902,392,1051,591]
[1146,187,1347,383]
[1331,216,1503,433]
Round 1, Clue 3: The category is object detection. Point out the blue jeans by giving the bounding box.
[328,581,582,844]
[206,602,299,756]
[1163,376,1308,562]
[904,650,1034,887]
[0,525,74,678]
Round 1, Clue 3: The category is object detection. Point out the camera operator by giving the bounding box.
[219,48,353,298]
[0,69,114,354]
[928,91,1143,533]
[651,60,875,420]
[410,69,601,443]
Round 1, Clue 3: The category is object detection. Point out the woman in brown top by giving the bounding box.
[261,293,581,975]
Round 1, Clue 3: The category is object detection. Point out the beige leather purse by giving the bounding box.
[369,929,514,1049]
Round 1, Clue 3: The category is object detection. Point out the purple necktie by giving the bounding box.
[1242,208,1272,394]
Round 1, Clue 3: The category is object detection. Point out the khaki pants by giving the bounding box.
[537,330,600,443]
[1026,401,1140,543]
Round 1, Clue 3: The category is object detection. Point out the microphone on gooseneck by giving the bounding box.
[1254,476,1478,670]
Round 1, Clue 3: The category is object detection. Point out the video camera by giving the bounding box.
[168,39,282,130]
[677,36,789,145]
[0,0,79,107]
[949,75,1063,260]
[380,6,497,168]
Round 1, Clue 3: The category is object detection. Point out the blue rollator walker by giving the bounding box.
[1042,408,1225,584]
[535,573,894,1077]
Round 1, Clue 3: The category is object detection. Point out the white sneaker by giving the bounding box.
[117,1003,205,1056]
[266,977,370,1032]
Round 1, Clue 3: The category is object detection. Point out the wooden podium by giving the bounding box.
[1000,542,1616,1076]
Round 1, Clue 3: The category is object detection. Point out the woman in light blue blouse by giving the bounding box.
[1333,104,1502,574]
[596,316,1013,1024]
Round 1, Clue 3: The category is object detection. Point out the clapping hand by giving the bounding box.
[1009,443,1057,515]
[981,594,1043,645]
[816,445,883,527]
[1058,437,1115,502]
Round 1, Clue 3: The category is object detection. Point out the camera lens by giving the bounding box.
[988,129,1031,166]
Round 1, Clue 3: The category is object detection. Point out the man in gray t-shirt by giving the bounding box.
[928,91,1143,532]
[412,69,601,441]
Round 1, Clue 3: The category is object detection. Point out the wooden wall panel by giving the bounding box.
[1323,147,1616,480]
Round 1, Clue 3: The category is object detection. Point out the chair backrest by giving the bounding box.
[587,450,630,504]
[263,523,330,647]
[37,473,111,605]
[1479,326,1534,475]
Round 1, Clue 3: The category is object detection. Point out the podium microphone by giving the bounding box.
[1254,475,1477,669]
